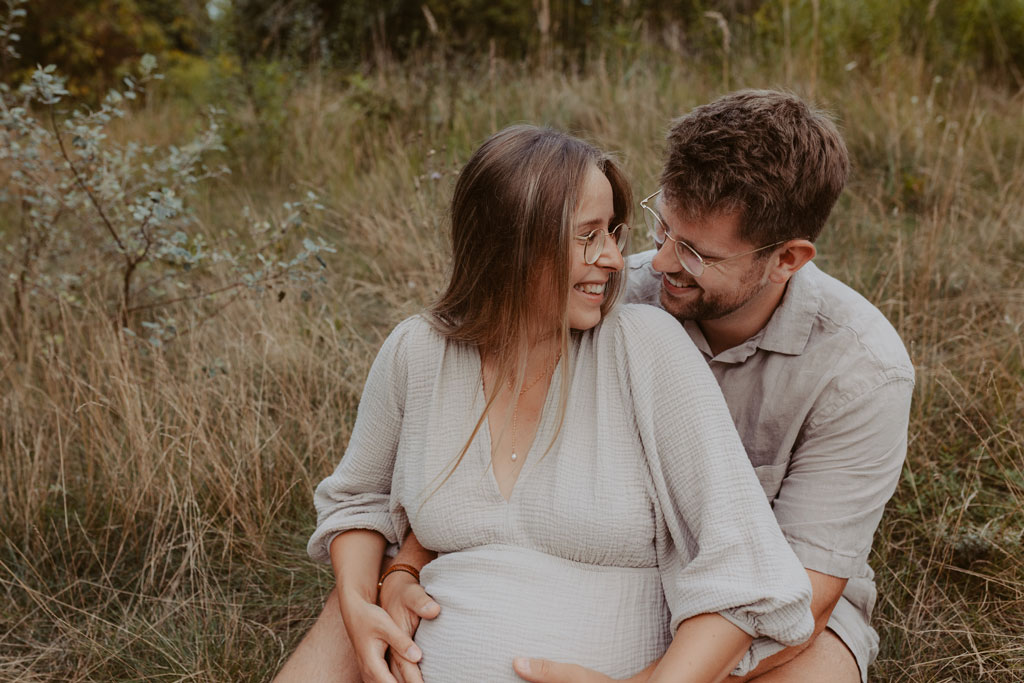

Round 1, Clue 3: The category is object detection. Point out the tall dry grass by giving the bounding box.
[2,50,1023,680]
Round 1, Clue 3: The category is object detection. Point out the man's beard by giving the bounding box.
[658,265,767,322]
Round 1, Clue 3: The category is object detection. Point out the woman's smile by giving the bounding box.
[573,281,606,296]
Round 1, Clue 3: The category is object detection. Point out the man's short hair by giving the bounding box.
[660,89,849,246]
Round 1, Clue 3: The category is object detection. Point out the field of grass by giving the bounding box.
[2,45,1023,681]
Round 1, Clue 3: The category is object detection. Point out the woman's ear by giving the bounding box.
[767,239,816,284]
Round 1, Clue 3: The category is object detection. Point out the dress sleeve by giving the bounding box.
[306,317,418,564]
[613,306,814,672]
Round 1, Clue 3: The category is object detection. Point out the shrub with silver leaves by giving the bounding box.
[0,0,333,348]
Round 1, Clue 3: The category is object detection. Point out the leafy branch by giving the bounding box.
[0,12,334,350]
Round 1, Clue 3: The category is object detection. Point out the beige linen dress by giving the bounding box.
[308,304,813,682]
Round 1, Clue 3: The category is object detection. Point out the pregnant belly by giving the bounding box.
[415,545,671,683]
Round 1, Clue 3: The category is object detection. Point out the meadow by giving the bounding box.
[2,39,1023,682]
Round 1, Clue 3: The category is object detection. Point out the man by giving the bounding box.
[276,90,913,683]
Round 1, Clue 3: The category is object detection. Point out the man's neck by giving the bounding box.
[697,281,787,356]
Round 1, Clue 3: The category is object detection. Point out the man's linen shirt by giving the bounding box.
[625,251,915,672]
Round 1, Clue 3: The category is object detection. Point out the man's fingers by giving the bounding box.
[416,598,440,619]
[401,583,441,619]
[513,658,613,683]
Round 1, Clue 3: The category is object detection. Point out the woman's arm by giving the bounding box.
[308,319,427,682]
[330,530,424,683]
[616,308,813,671]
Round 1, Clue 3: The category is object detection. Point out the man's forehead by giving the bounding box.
[657,193,746,247]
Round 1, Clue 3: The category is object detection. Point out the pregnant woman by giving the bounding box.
[295,125,812,682]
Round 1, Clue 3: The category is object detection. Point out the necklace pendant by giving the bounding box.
[510,452,518,461]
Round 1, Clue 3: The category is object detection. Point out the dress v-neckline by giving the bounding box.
[475,350,563,503]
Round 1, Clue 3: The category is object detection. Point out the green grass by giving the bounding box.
[1,44,1023,681]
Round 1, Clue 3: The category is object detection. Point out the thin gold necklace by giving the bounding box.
[506,353,560,462]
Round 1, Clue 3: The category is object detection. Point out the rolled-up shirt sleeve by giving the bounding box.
[615,307,814,674]
[771,376,914,577]
[306,318,415,564]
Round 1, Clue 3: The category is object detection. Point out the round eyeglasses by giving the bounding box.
[574,222,631,265]
[640,190,788,278]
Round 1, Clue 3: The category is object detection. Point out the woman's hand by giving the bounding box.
[330,530,423,683]
[380,571,441,682]
[337,586,424,683]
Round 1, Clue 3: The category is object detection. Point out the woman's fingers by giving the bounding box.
[392,651,426,683]
[355,637,399,683]
[377,612,422,663]
[346,600,420,682]
[388,655,406,683]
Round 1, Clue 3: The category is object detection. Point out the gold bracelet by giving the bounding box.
[377,563,421,592]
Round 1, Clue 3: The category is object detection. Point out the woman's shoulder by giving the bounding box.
[387,313,434,340]
[590,304,705,376]
[601,304,695,349]
[609,302,683,330]
[379,313,448,358]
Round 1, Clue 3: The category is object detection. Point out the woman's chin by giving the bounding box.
[567,307,603,331]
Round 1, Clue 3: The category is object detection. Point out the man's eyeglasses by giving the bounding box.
[574,223,631,265]
[640,190,788,278]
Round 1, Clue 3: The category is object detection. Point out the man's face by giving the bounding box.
[649,197,771,323]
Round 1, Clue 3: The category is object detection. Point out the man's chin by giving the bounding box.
[659,288,699,321]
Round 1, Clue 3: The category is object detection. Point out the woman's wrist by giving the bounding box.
[329,529,389,609]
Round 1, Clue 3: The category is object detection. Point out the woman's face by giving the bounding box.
[566,165,624,330]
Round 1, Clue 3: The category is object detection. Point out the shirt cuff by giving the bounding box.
[784,534,867,578]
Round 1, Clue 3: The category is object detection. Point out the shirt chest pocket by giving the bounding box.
[753,462,787,503]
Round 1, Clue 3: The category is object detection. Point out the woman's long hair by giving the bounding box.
[425,125,632,495]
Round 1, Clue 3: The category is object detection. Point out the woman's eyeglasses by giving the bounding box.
[575,223,631,265]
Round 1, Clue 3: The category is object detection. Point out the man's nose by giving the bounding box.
[650,241,678,273]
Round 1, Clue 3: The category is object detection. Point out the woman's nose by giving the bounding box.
[596,232,625,271]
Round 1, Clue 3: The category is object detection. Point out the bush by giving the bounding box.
[0,3,333,349]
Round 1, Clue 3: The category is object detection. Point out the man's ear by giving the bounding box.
[767,239,816,284]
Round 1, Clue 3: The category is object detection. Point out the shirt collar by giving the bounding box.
[757,261,820,356]
[684,262,821,362]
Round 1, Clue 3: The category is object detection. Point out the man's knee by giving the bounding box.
[750,629,860,683]
[273,589,359,683]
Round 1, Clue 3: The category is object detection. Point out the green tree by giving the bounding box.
[11,0,208,95]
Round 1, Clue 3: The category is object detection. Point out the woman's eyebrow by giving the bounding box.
[574,217,610,229]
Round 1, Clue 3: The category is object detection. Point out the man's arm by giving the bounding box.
[512,568,845,683]
[379,532,439,683]
[515,613,751,683]
[727,569,846,681]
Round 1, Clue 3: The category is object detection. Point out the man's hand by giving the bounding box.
[337,588,423,683]
[379,571,440,683]
[513,659,653,683]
